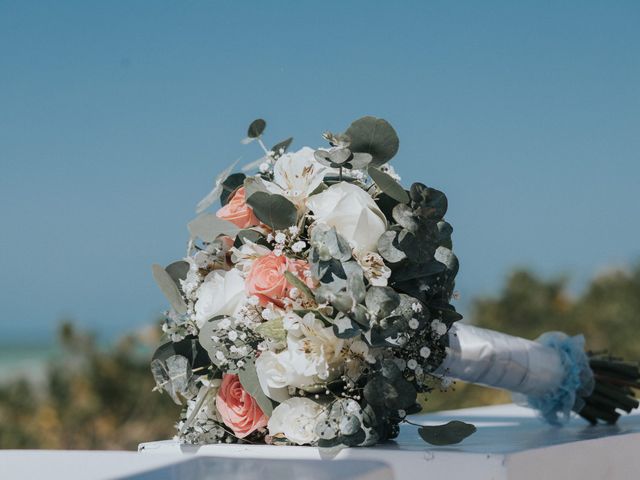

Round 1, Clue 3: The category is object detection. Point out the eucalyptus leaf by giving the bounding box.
[247,118,266,138]
[238,359,275,416]
[435,246,459,274]
[151,354,197,405]
[332,314,361,339]
[195,158,240,213]
[368,167,409,203]
[152,337,211,372]
[380,358,402,380]
[410,183,448,220]
[271,137,293,156]
[165,261,189,292]
[375,192,400,220]
[345,116,399,167]
[311,226,352,262]
[331,291,355,313]
[198,316,228,366]
[246,192,298,230]
[350,304,371,328]
[437,221,453,248]
[152,264,187,314]
[391,260,446,282]
[377,230,406,263]
[363,374,416,410]
[418,421,477,446]
[349,152,373,170]
[368,316,407,347]
[314,147,351,167]
[243,176,271,198]
[254,317,286,343]
[284,271,316,302]
[234,228,269,248]
[429,301,463,324]
[220,173,246,206]
[365,286,400,318]
[346,264,366,304]
[187,213,241,243]
[392,204,419,232]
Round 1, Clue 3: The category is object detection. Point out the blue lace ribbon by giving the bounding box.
[514,332,595,425]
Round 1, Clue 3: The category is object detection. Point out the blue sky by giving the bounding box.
[1,1,639,343]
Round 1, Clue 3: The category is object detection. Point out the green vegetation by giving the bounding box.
[0,324,179,450]
[1,265,638,449]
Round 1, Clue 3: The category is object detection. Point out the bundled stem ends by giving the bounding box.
[576,355,640,425]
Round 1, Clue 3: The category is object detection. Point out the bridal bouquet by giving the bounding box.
[150,117,638,448]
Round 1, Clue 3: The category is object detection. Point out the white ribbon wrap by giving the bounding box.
[435,323,565,397]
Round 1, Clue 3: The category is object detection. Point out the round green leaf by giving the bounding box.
[247,118,266,138]
[345,116,399,167]
[245,192,298,230]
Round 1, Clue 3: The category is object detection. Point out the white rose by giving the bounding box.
[267,397,324,445]
[266,147,327,208]
[194,269,246,327]
[256,351,298,402]
[307,182,387,254]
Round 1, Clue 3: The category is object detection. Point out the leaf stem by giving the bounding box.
[257,137,270,156]
[179,386,213,435]
[153,365,209,391]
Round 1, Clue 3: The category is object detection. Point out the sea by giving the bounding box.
[0,345,58,385]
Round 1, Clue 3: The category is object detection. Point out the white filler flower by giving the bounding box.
[266,147,327,209]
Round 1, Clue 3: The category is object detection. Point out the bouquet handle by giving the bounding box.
[436,323,639,425]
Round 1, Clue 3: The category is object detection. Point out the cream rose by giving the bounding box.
[267,397,324,445]
[194,269,246,327]
[255,312,346,402]
[255,350,315,403]
[307,182,387,254]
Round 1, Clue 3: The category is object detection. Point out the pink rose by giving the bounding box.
[245,252,309,306]
[215,374,268,438]
[216,187,260,229]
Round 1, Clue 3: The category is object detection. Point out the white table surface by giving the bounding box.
[140,403,640,480]
[0,450,393,480]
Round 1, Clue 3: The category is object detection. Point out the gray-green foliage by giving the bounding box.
[187,213,241,243]
[368,166,409,203]
[245,191,298,231]
[247,118,266,138]
[150,355,198,405]
[198,317,249,373]
[344,116,400,167]
[377,182,460,322]
[418,421,477,446]
[309,225,376,338]
[151,264,187,314]
[238,359,275,417]
[363,359,417,411]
